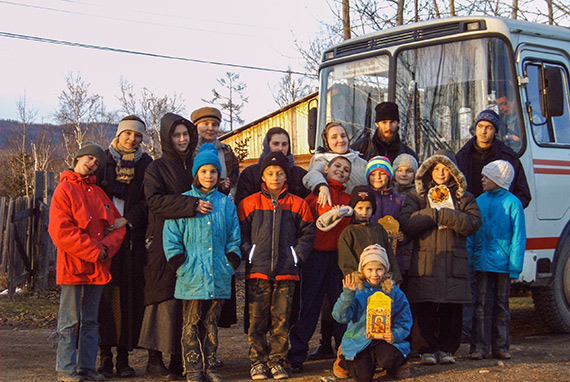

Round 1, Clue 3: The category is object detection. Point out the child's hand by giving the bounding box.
[219,177,231,191]
[318,185,332,208]
[197,200,213,215]
[383,333,393,344]
[342,273,357,291]
[397,231,404,242]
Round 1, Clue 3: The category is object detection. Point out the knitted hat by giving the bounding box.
[359,244,390,272]
[74,142,106,169]
[375,102,399,122]
[349,185,377,215]
[474,109,500,131]
[116,117,146,137]
[482,160,515,190]
[191,107,222,124]
[260,151,289,179]
[393,153,418,173]
[316,206,354,232]
[366,156,393,180]
[192,143,222,177]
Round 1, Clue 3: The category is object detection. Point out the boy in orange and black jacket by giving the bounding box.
[238,151,315,380]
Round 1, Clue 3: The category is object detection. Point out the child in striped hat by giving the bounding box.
[365,156,405,224]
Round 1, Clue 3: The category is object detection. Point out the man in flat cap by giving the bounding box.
[191,106,240,198]
[351,102,417,163]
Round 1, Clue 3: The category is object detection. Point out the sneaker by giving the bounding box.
[206,370,223,382]
[332,348,350,379]
[419,353,437,365]
[269,364,289,380]
[78,369,105,381]
[470,351,483,360]
[186,371,204,382]
[389,361,410,379]
[58,372,83,382]
[250,364,269,380]
[436,351,456,364]
[307,344,335,360]
[493,351,512,360]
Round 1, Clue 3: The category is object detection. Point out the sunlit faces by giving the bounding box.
[361,260,386,286]
[171,124,190,153]
[325,158,351,184]
[269,133,290,156]
[375,120,400,143]
[368,170,390,190]
[196,164,219,192]
[432,163,451,185]
[475,121,497,148]
[395,166,415,186]
[74,155,100,176]
[262,165,287,194]
[353,201,373,221]
[326,124,349,154]
[196,118,220,143]
[118,130,143,150]
[482,174,500,192]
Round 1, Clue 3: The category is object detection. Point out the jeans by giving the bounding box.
[56,284,104,375]
[472,272,511,356]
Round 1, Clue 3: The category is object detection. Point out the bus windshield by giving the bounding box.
[319,37,523,159]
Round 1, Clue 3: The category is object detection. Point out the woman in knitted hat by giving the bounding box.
[399,149,482,366]
[303,121,368,207]
[163,143,241,382]
[96,115,153,378]
[49,143,126,382]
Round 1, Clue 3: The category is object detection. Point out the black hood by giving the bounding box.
[159,112,198,161]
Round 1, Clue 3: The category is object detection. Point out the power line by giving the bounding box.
[0,31,309,76]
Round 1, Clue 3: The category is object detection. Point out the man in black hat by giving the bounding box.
[351,102,417,163]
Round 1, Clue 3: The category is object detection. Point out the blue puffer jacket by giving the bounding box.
[163,185,241,300]
[467,188,526,279]
[332,280,412,361]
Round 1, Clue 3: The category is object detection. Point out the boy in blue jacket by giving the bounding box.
[332,244,412,382]
[467,160,526,360]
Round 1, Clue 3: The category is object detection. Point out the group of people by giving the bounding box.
[49,101,529,382]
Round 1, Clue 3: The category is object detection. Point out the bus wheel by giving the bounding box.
[532,239,570,333]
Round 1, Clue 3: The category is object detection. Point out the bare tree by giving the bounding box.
[272,69,313,108]
[202,72,249,132]
[118,78,186,158]
[233,136,251,163]
[15,94,37,198]
[31,130,56,172]
[55,72,104,166]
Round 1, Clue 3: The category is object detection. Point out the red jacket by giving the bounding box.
[49,170,125,285]
[305,179,351,251]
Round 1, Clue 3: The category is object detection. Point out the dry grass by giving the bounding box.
[0,287,59,329]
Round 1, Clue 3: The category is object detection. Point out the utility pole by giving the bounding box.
[343,0,351,40]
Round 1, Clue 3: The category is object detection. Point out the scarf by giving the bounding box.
[109,138,143,199]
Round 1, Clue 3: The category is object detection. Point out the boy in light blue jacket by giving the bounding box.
[163,143,241,382]
[467,160,526,361]
[332,244,412,382]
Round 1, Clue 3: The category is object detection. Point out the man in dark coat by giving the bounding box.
[351,102,417,163]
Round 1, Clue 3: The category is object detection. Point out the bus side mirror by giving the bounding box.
[541,66,564,117]
[308,100,318,151]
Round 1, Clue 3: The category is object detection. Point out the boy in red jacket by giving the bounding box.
[49,143,126,382]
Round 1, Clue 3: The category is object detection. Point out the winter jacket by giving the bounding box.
[238,185,315,281]
[392,183,415,272]
[163,185,241,300]
[467,188,526,279]
[143,112,200,306]
[49,170,126,285]
[337,222,402,284]
[370,186,405,223]
[195,137,240,196]
[305,179,351,252]
[399,154,482,304]
[332,280,412,360]
[456,137,531,208]
[302,150,367,194]
[351,133,417,163]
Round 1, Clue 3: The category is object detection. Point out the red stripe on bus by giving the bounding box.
[534,167,570,175]
[533,159,570,166]
[526,237,559,250]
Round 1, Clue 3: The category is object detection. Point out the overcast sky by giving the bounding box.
[0,0,335,125]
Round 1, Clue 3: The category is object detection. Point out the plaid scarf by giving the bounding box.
[109,138,142,199]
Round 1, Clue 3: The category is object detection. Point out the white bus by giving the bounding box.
[308,16,570,332]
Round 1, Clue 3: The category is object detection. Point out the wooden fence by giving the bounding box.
[0,171,57,298]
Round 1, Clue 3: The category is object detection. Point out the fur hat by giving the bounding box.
[74,142,106,169]
[192,143,222,177]
[349,185,376,215]
[474,109,500,131]
[415,149,466,198]
[393,153,418,173]
[375,102,399,122]
[358,244,390,272]
[191,106,222,125]
[482,160,515,190]
[260,151,289,179]
[366,156,393,180]
[116,116,146,137]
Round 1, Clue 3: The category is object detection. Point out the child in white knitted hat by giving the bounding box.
[467,159,526,361]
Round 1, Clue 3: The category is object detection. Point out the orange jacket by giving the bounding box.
[49,170,126,285]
